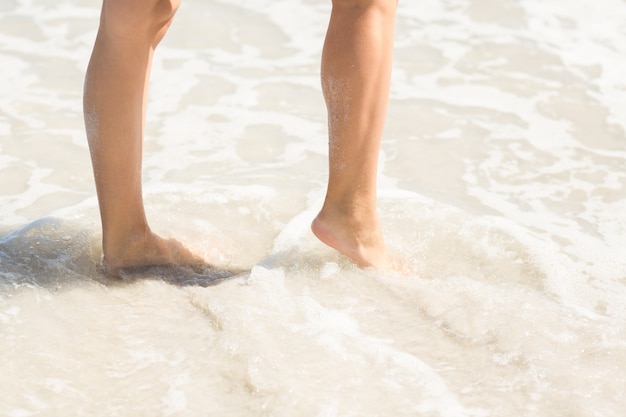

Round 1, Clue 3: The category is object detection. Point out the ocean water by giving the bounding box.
[1,0,625,415]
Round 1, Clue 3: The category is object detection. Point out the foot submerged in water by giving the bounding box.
[101,217,394,277]
[102,230,207,277]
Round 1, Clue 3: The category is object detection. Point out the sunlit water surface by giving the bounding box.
[1,0,625,416]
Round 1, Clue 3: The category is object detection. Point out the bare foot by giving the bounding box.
[311,210,394,270]
[102,229,207,277]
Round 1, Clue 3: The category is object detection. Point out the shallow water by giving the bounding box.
[1,0,625,416]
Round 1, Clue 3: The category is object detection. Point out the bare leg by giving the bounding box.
[84,0,203,276]
[312,0,397,269]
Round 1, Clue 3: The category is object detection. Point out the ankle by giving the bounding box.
[319,198,379,230]
[102,224,152,265]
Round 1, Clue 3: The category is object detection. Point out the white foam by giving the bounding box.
[1,0,626,415]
